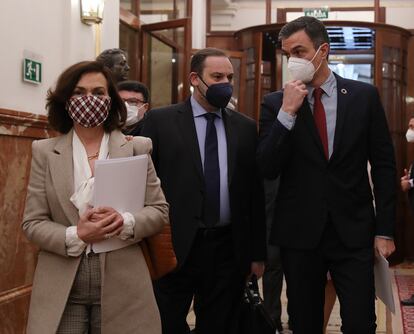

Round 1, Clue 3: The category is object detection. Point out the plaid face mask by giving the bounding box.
[66,95,111,128]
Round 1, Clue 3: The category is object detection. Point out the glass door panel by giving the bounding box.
[227,51,245,113]
[120,22,139,80]
[147,35,175,108]
[142,18,191,107]
[140,0,188,23]
[328,54,374,84]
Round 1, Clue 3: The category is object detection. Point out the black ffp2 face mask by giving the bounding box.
[198,75,233,109]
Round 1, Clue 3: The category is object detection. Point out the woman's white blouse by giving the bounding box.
[65,131,135,256]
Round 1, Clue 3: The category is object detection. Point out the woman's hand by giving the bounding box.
[77,207,124,243]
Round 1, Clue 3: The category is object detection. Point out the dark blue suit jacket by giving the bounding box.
[142,99,266,272]
[257,73,396,249]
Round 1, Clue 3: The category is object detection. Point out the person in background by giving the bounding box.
[400,117,414,306]
[257,16,396,333]
[141,47,266,334]
[118,80,150,136]
[22,60,168,333]
[96,48,130,83]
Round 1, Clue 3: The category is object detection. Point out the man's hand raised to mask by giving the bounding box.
[282,80,308,115]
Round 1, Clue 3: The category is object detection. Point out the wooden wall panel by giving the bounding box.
[206,32,239,51]
[0,108,54,333]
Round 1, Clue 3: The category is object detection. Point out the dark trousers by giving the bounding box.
[263,245,283,327]
[262,179,283,327]
[281,222,376,334]
[154,226,245,334]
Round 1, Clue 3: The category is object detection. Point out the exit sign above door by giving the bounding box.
[304,7,329,20]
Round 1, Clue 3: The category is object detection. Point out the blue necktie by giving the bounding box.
[203,113,220,227]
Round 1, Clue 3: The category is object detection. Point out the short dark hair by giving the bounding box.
[191,48,228,76]
[46,61,127,134]
[279,16,329,50]
[96,48,127,68]
[117,80,150,103]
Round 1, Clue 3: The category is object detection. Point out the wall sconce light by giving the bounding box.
[80,0,105,25]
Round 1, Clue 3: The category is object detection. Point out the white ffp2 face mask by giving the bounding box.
[125,102,147,127]
[406,129,414,143]
[125,103,140,127]
[287,45,323,83]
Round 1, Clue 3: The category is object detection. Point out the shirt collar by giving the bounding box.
[190,95,222,118]
[307,70,337,99]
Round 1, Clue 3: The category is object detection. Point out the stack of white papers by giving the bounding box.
[374,253,395,314]
[92,155,148,253]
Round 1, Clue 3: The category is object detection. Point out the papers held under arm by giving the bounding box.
[374,252,395,314]
[92,154,148,253]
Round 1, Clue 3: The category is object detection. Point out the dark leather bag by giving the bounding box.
[141,223,177,280]
[132,138,177,280]
[240,276,277,334]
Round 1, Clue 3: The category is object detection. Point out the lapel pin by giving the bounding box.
[341,88,347,94]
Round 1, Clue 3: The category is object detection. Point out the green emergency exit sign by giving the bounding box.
[304,8,329,20]
[23,58,42,84]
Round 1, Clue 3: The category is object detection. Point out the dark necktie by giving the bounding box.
[313,87,329,160]
[203,113,220,227]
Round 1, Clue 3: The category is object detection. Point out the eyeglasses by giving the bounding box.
[124,98,146,107]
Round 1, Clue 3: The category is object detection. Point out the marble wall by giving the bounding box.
[0,108,54,333]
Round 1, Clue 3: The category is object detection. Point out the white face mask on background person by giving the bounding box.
[287,45,323,83]
[125,102,140,127]
[406,128,414,143]
[125,102,147,127]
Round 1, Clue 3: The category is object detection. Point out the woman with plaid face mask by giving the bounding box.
[22,61,168,334]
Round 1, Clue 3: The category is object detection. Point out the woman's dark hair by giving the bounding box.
[47,61,126,134]
[279,16,330,50]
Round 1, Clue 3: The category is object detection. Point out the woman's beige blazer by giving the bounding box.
[22,129,168,334]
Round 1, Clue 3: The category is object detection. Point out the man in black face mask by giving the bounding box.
[141,48,266,334]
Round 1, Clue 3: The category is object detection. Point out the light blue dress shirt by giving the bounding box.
[191,96,231,225]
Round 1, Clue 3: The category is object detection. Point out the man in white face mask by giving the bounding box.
[400,118,414,306]
[257,16,396,334]
[118,80,150,136]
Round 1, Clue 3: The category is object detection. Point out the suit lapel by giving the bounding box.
[48,130,132,226]
[108,130,132,158]
[48,130,79,225]
[177,100,204,182]
[299,98,327,159]
[331,74,349,161]
[222,108,237,185]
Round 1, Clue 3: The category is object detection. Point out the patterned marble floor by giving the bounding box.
[278,279,390,333]
[187,262,414,333]
[394,263,414,334]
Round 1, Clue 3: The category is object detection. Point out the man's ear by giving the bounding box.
[189,72,199,87]
[143,103,149,113]
[320,43,330,59]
